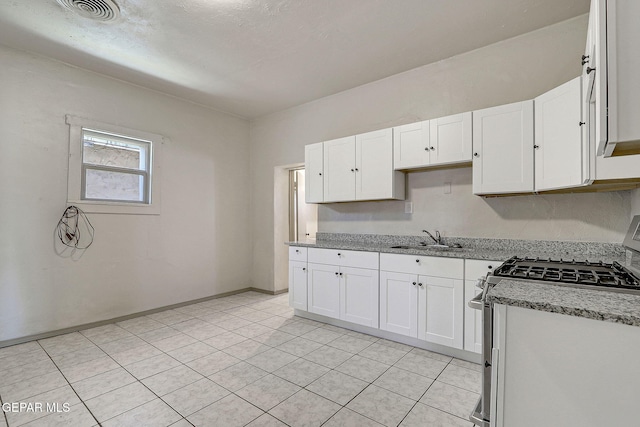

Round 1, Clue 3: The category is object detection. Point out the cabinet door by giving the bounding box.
[393,121,430,169]
[418,275,464,349]
[379,271,418,338]
[535,77,584,191]
[472,101,534,195]
[307,263,340,319]
[355,128,398,200]
[340,267,379,328]
[429,112,472,166]
[305,142,324,203]
[464,260,500,354]
[323,136,355,202]
[288,261,308,311]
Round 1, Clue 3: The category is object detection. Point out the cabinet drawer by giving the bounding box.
[380,253,463,279]
[289,246,308,261]
[308,248,379,269]
[465,259,501,281]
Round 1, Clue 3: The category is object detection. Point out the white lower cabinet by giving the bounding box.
[291,247,484,355]
[418,275,464,349]
[340,266,379,328]
[306,248,379,327]
[289,260,308,311]
[379,271,419,337]
[380,254,464,349]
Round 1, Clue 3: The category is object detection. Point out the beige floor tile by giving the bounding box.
[21,403,97,427]
[60,356,120,383]
[302,345,353,369]
[393,351,448,379]
[0,371,68,402]
[161,378,230,417]
[373,366,434,401]
[208,361,269,392]
[275,337,323,357]
[141,365,203,396]
[346,385,415,427]
[125,354,181,380]
[116,317,165,335]
[324,407,384,427]
[235,374,300,411]
[233,323,274,339]
[305,370,368,406]
[0,359,58,387]
[269,389,340,427]
[202,331,247,350]
[358,342,409,365]
[335,355,390,383]
[151,333,198,353]
[420,381,480,420]
[299,327,344,344]
[102,398,182,427]
[222,339,271,360]
[251,330,296,347]
[245,413,288,427]
[399,403,474,427]
[186,351,240,376]
[109,344,164,366]
[272,358,329,387]
[0,342,41,359]
[450,358,482,372]
[98,336,148,355]
[71,367,137,401]
[437,364,482,393]
[138,327,182,343]
[0,348,50,372]
[50,346,106,369]
[187,394,263,427]
[327,335,375,354]
[85,382,156,423]
[245,348,298,373]
[5,385,81,426]
[166,342,217,364]
[183,324,228,341]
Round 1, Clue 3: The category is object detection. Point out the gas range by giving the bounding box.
[488,256,640,295]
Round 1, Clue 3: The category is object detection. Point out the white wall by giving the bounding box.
[0,45,252,342]
[249,15,634,292]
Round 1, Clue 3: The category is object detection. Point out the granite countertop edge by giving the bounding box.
[286,239,626,263]
[487,280,640,327]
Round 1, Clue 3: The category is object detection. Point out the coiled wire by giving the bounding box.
[56,206,94,249]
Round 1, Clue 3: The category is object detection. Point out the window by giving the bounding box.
[66,115,163,214]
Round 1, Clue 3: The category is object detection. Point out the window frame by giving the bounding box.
[66,115,163,215]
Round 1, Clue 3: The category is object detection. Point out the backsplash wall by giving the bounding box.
[319,167,633,243]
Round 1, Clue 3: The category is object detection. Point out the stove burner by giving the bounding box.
[493,256,640,291]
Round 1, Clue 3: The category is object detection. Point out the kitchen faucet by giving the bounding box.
[422,230,443,245]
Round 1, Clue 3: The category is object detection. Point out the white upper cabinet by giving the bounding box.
[323,130,404,202]
[324,136,356,202]
[393,113,472,170]
[472,100,534,195]
[393,120,430,169]
[429,112,473,166]
[305,142,324,203]
[587,0,640,157]
[534,77,590,191]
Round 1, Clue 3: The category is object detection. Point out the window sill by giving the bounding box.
[67,199,161,215]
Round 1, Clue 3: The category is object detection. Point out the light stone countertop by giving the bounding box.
[487,279,640,327]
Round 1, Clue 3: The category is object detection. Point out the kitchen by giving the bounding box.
[1,0,640,426]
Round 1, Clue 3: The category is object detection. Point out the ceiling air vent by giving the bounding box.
[56,0,120,22]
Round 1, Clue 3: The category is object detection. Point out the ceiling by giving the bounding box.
[0,0,589,119]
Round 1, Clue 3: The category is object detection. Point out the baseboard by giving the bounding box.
[0,287,270,349]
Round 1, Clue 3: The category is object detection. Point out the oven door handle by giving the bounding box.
[468,293,484,310]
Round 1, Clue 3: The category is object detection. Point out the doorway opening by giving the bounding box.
[289,168,317,241]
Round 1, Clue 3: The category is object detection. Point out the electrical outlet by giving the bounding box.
[405,202,413,214]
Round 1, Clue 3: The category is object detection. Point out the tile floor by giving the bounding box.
[0,291,480,427]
